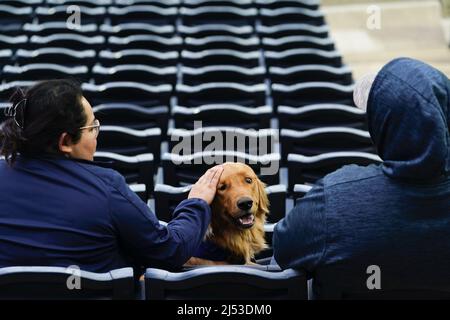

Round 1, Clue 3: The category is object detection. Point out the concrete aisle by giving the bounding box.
[321,0,450,80]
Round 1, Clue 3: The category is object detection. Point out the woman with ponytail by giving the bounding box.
[0,79,222,276]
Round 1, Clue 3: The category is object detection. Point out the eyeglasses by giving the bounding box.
[79,119,100,138]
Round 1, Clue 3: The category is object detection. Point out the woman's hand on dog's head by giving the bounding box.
[188,165,224,205]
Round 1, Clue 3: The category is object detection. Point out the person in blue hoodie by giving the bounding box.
[0,79,223,275]
[273,57,450,299]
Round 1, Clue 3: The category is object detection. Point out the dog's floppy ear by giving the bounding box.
[256,177,269,217]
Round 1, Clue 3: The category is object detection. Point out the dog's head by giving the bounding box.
[210,162,269,233]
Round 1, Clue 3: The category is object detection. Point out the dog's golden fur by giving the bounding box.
[187,162,269,265]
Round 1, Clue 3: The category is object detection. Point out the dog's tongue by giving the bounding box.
[239,214,255,225]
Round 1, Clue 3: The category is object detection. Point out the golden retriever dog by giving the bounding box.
[187,162,269,265]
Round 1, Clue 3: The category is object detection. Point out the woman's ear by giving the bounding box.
[256,177,269,217]
[58,132,74,154]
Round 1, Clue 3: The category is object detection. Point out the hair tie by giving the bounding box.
[4,98,27,129]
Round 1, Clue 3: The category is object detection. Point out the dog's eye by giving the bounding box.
[245,178,252,184]
[218,184,227,191]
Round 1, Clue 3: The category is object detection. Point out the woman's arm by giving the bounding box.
[110,166,223,270]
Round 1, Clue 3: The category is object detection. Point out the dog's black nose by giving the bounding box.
[237,197,253,211]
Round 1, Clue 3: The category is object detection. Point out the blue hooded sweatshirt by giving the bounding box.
[0,155,211,275]
[273,58,450,299]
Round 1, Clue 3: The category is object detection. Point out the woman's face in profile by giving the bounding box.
[68,96,98,161]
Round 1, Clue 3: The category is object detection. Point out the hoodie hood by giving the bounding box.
[367,57,450,182]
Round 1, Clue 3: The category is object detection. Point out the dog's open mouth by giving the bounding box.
[235,212,255,229]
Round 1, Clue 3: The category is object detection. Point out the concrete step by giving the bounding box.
[322,0,450,79]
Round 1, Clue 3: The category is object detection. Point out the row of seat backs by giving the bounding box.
[1,102,367,134]
[1,22,331,40]
[2,265,449,300]
[0,0,319,8]
[0,265,307,300]
[1,34,337,52]
[0,4,326,26]
[93,149,381,201]
[0,48,342,69]
[0,80,354,109]
[92,124,376,170]
[0,63,352,86]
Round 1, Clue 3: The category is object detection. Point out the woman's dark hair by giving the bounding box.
[0,79,87,165]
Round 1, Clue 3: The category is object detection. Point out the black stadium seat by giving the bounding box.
[179,23,254,37]
[153,183,192,222]
[278,104,367,130]
[94,151,155,194]
[29,34,105,50]
[2,0,44,8]
[280,127,376,160]
[184,35,260,52]
[0,5,33,25]
[272,82,355,109]
[0,49,13,66]
[92,64,177,85]
[99,23,175,37]
[96,125,161,158]
[256,22,329,38]
[82,82,172,108]
[0,81,36,102]
[115,0,180,7]
[176,82,266,107]
[181,65,265,85]
[260,7,325,26]
[107,34,182,52]
[93,103,169,133]
[145,266,307,300]
[265,184,287,223]
[23,22,98,36]
[265,48,342,68]
[256,0,320,10]
[98,49,179,67]
[269,64,353,85]
[108,5,177,25]
[262,35,335,51]
[172,104,272,129]
[181,49,260,68]
[0,34,28,50]
[183,0,253,8]
[0,266,135,300]
[3,64,89,82]
[168,127,277,155]
[293,183,313,203]
[180,6,257,26]
[16,48,97,66]
[287,151,382,188]
[161,151,280,186]
[46,0,112,6]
